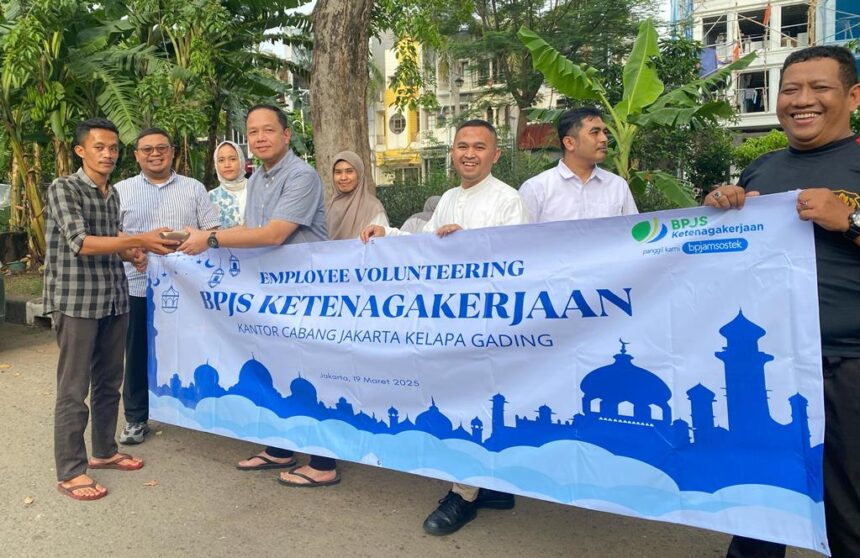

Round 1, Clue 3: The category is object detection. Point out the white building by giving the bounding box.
[675,0,860,132]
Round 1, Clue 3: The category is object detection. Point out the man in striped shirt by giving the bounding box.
[115,128,221,445]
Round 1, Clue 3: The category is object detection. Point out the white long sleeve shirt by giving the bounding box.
[384,174,529,236]
[519,160,638,223]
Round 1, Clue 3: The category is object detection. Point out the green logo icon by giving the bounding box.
[631,218,668,244]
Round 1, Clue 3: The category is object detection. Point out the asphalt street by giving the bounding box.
[0,323,821,558]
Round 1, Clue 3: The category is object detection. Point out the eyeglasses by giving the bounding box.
[137,144,172,155]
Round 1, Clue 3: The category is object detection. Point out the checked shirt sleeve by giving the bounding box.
[47,180,88,256]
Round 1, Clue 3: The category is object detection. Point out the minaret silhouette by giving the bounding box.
[687,383,717,443]
[491,393,507,431]
[715,310,774,439]
[388,406,399,428]
[789,393,811,448]
[470,417,483,443]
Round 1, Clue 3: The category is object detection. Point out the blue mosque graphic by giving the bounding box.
[148,281,822,500]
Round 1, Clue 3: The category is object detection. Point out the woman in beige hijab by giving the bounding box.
[326,151,388,240]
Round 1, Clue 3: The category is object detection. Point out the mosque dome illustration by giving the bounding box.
[580,340,671,423]
[415,398,454,435]
[193,362,220,392]
[289,374,317,402]
[236,357,274,392]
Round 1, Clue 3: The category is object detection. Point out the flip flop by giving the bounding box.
[236,454,297,471]
[277,469,341,488]
[57,480,108,501]
[88,452,144,471]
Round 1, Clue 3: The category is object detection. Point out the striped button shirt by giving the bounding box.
[115,171,220,297]
[43,168,129,318]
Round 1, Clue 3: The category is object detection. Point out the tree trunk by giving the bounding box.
[52,136,72,177]
[32,143,42,188]
[202,97,222,189]
[310,0,375,198]
[9,153,22,229]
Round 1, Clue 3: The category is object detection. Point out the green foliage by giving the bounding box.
[493,147,556,190]
[373,0,462,112]
[377,171,455,228]
[732,130,789,170]
[631,36,735,203]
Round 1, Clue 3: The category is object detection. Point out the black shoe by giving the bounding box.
[475,488,515,510]
[422,491,477,536]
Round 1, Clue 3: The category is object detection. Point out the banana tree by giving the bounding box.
[519,20,755,207]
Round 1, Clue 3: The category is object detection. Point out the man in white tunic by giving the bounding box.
[361,119,528,535]
[519,107,638,222]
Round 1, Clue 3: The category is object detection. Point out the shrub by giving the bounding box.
[732,130,788,170]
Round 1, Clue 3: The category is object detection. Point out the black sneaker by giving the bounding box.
[475,488,515,510]
[422,491,478,536]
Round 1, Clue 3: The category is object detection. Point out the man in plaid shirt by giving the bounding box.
[44,117,177,501]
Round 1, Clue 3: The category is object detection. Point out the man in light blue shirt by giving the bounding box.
[180,104,334,486]
[519,107,637,222]
[115,127,220,445]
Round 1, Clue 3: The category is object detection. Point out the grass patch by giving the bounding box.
[3,270,42,298]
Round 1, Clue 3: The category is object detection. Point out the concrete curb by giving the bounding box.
[4,294,50,327]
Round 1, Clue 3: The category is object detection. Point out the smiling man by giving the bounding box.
[362,119,528,241]
[704,46,860,558]
[114,128,220,445]
[519,107,637,223]
[44,118,178,501]
[180,104,334,487]
[361,119,529,536]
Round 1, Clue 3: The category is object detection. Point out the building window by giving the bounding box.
[618,401,635,417]
[739,9,767,53]
[737,71,768,114]
[702,15,728,49]
[781,4,809,47]
[389,113,406,135]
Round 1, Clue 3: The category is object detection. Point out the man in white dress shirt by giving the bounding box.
[361,119,528,536]
[519,107,638,222]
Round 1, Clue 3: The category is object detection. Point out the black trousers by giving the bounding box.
[122,296,149,423]
[727,357,860,558]
[265,446,336,471]
[54,312,128,481]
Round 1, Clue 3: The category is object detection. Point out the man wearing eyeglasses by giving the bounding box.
[114,127,221,445]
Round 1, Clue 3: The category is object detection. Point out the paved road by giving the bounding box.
[0,323,821,558]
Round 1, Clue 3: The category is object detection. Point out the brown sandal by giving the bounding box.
[88,452,144,471]
[57,480,108,501]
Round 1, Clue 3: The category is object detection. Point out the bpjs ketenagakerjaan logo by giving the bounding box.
[632,215,763,256]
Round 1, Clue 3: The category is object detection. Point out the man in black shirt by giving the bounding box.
[705,46,860,558]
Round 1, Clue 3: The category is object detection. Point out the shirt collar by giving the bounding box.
[262,150,295,180]
[75,167,111,191]
[459,173,494,195]
[557,159,603,184]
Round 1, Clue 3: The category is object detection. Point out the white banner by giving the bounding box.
[149,192,827,554]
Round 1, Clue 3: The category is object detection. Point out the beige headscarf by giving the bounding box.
[214,140,248,193]
[326,151,386,240]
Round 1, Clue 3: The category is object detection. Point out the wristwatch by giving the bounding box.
[207,231,219,249]
[846,210,860,241]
